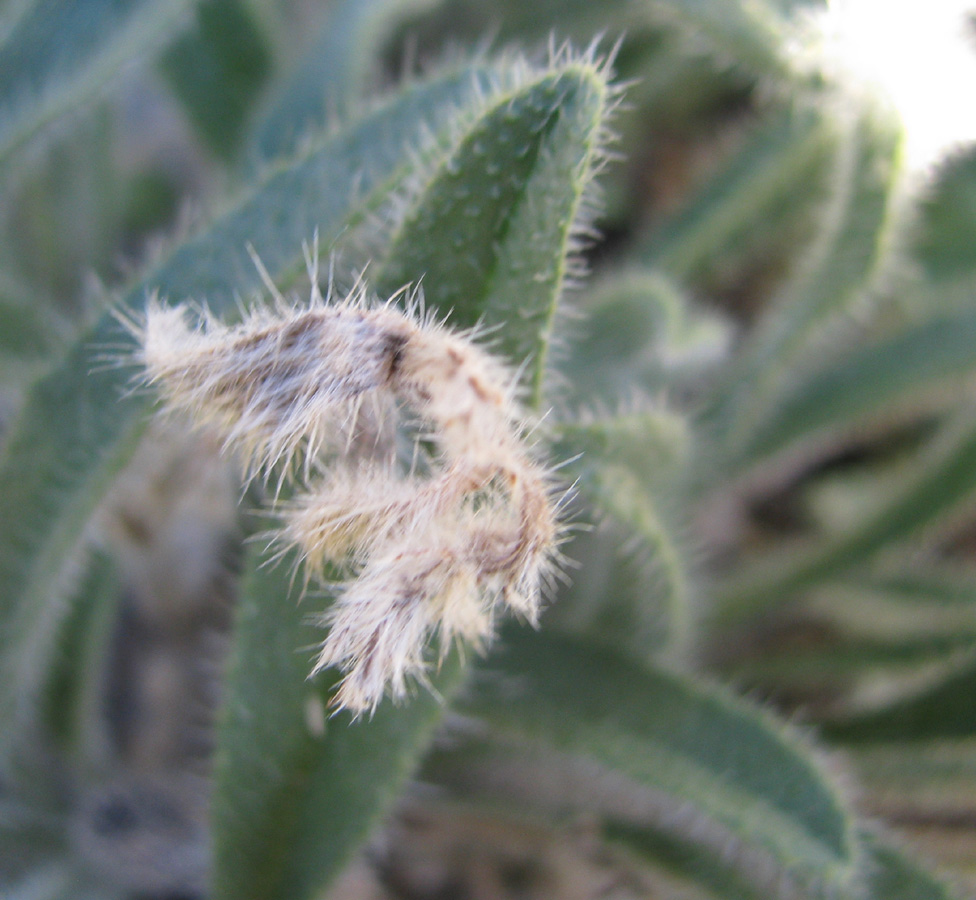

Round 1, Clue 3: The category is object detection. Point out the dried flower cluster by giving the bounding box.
[129,252,561,714]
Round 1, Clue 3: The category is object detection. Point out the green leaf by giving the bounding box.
[556,409,690,504]
[861,830,968,900]
[210,550,466,900]
[0,721,73,889]
[713,101,905,466]
[457,627,860,895]
[250,0,437,164]
[0,274,60,363]
[849,739,976,807]
[553,410,695,657]
[914,146,976,281]
[727,636,976,691]
[420,734,768,900]
[607,821,775,900]
[0,64,495,756]
[160,0,272,160]
[716,411,976,625]
[641,106,831,282]
[560,270,730,404]
[737,305,976,464]
[0,795,66,892]
[639,0,799,81]
[40,550,120,766]
[0,375,146,762]
[823,648,976,743]
[848,563,976,607]
[722,570,976,688]
[376,52,614,406]
[0,0,195,161]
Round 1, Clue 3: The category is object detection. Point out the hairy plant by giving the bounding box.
[2,2,976,900]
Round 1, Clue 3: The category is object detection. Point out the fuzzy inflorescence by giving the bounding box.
[129,256,562,715]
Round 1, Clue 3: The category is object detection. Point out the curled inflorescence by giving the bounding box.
[128,250,562,715]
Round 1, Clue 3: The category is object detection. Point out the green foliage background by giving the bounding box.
[2,1,976,898]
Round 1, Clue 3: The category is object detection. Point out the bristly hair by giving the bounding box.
[123,242,566,716]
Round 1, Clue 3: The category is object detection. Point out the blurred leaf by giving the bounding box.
[849,563,976,607]
[823,649,976,743]
[0,63,495,758]
[914,147,976,281]
[376,52,613,406]
[0,275,59,363]
[556,409,689,499]
[0,801,67,893]
[642,0,799,80]
[729,635,976,689]
[0,722,72,889]
[562,270,730,403]
[714,101,904,465]
[0,0,195,161]
[40,550,120,766]
[554,410,695,657]
[736,305,976,464]
[607,821,777,900]
[210,550,465,900]
[400,0,635,45]
[421,734,769,900]
[860,829,969,900]
[458,627,860,895]
[850,739,976,803]
[250,0,437,164]
[550,520,676,659]
[642,106,830,282]
[161,0,271,160]
[716,411,976,624]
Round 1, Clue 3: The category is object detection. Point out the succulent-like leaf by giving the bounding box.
[457,627,861,896]
[0,0,195,161]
